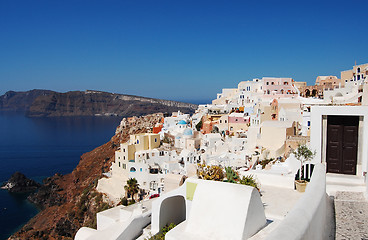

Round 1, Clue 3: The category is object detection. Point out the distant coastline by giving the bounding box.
[0,89,198,117]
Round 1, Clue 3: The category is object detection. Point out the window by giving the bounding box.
[123,164,126,169]
[271,82,274,85]
[225,120,227,123]
[358,67,361,73]
[358,75,361,80]
[267,90,270,94]
[284,82,288,85]
[220,120,222,123]
[118,157,120,159]
[155,138,157,142]
[130,167,136,172]
[123,148,125,152]
[119,162,121,167]
[140,168,142,172]
[266,82,269,85]
[123,156,126,160]
[307,121,311,126]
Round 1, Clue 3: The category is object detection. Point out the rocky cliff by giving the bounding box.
[9,113,164,240]
[1,172,41,193]
[0,90,197,117]
[0,90,55,112]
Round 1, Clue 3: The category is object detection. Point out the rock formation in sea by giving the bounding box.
[9,113,163,240]
[1,172,41,193]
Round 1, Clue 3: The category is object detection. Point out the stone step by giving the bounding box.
[326,173,365,187]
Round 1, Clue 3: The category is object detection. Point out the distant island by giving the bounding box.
[0,89,198,117]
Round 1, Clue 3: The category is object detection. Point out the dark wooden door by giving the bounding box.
[342,126,358,174]
[326,116,358,175]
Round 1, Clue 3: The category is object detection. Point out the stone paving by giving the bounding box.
[335,191,368,240]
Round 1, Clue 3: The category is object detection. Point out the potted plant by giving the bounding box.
[293,144,316,192]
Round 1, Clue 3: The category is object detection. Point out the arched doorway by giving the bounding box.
[305,89,310,97]
[158,196,186,231]
[312,89,318,97]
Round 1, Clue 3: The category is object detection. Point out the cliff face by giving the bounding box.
[0,90,55,111]
[0,90,197,117]
[9,113,164,240]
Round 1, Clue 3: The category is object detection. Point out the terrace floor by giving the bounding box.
[249,184,304,239]
[260,185,304,221]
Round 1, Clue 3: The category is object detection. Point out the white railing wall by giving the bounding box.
[265,163,334,240]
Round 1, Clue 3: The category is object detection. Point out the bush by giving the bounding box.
[259,158,274,169]
[197,163,225,181]
[224,167,239,183]
[197,164,261,192]
[239,174,260,192]
[195,120,202,131]
[146,223,176,240]
[119,197,128,206]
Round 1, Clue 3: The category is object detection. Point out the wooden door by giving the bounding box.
[342,126,358,174]
[326,124,343,173]
[326,116,358,175]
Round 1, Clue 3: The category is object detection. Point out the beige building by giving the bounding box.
[315,76,343,88]
[299,76,342,98]
[341,63,368,85]
[212,88,237,105]
[294,81,307,90]
[258,121,297,158]
[113,133,160,174]
[217,115,229,133]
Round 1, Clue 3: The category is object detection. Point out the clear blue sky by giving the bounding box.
[0,0,367,103]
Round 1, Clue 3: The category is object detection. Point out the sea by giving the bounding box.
[0,112,122,240]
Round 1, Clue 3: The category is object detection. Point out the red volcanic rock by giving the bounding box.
[9,113,163,240]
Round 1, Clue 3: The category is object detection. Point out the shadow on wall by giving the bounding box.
[159,196,186,231]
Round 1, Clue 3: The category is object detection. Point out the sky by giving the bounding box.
[0,0,367,104]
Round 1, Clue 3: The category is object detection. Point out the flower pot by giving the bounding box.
[295,180,308,192]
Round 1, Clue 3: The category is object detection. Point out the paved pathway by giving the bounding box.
[335,191,368,240]
[260,185,303,221]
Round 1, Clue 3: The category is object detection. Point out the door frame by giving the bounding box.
[310,106,368,176]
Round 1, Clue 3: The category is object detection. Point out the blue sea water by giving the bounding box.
[0,112,122,240]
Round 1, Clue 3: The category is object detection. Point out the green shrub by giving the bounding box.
[259,158,274,169]
[146,223,176,240]
[195,120,202,131]
[224,167,239,183]
[239,174,260,192]
[119,197,128,206]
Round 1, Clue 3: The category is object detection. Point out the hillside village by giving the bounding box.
[76,63,368,240]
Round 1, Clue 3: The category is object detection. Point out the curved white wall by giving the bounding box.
[265,163,334,240]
